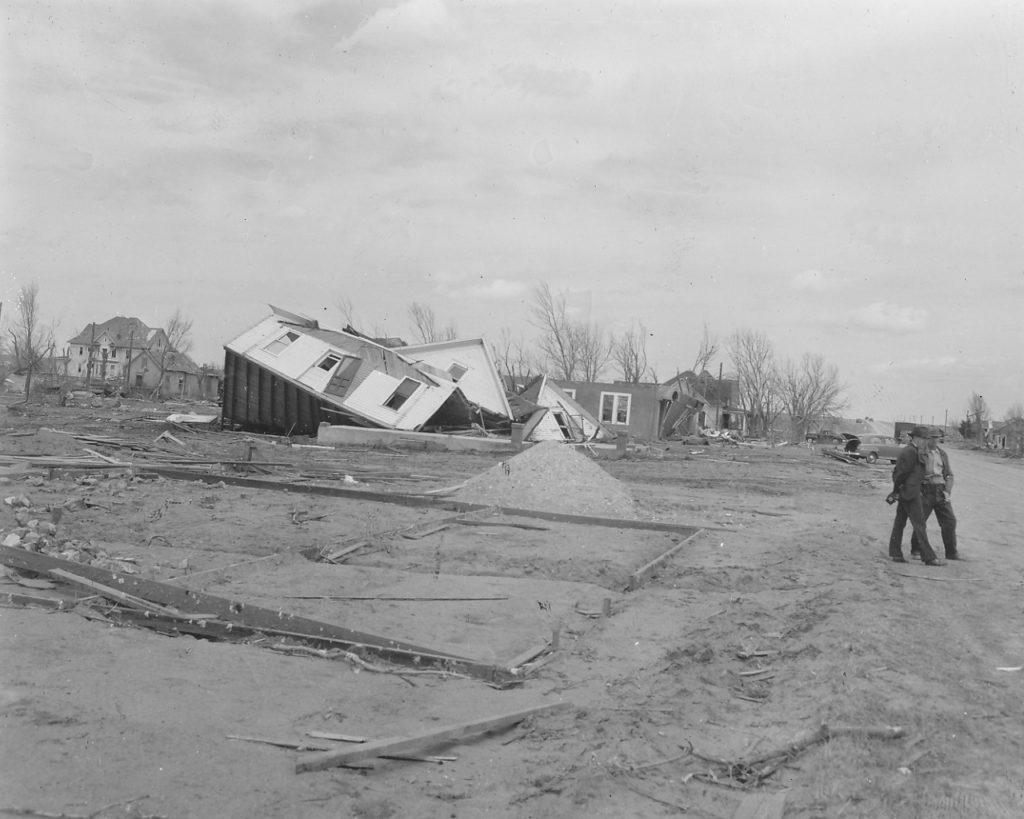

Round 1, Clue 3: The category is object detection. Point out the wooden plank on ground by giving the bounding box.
[296,701,572,773]
[139,468,704,536]
[628,530,705,591]
[1,546,515,685]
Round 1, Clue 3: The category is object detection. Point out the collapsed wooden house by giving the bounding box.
[222,307,512,436]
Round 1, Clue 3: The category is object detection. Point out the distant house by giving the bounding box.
[68,318,169,388]
[222,306,512,436]
[991,417,1024,454]
[551,378,697,441]
[518,375,608,442]
[675,370,748,435]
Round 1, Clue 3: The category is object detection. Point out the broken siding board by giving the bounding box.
[258,364,273,429]
[0,547,512,681]
[296,702,572,772]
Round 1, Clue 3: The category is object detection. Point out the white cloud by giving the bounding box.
[336,0,462,52]
[851,302,927,333]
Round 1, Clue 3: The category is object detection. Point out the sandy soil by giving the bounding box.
[2,398,1024,819]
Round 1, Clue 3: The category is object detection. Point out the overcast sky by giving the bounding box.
[3,0,1022,424]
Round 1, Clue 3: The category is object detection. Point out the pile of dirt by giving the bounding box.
[452,441,639,519]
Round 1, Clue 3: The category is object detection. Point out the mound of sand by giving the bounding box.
[453,441,639,519]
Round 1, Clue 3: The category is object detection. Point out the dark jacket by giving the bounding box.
[891,443,927,501]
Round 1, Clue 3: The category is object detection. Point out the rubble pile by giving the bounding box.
[2,478,141,574]
[453,441,639,519]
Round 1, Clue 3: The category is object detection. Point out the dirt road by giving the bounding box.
[2,405,1023,818]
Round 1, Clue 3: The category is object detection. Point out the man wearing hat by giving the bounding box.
[909,426,960,560]
[886,424,945,565]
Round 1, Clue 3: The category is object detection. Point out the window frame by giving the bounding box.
[599,391,632,425]
[264,331,300,355]
[316,353,344,373]
[384,377,422,411]
[447,362,469,382]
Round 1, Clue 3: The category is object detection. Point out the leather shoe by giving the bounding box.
[891,556,908,563]
[924,559,947,567]
[946,553,962,560]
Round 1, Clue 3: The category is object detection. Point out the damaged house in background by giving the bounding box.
[221,307,513,436]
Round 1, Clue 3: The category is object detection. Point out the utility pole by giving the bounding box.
[717,362,723,430]
[124,328,135,395]
[85,324,96,388]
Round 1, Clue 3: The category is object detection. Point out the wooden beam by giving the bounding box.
[628,530,705,591]
[140,468,705,537]
[296,702,572,773]
[1,546,514,685]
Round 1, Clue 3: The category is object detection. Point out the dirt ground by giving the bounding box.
[2,397,1024,819]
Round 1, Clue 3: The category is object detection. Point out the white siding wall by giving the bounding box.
[344,370,455,430]
[403,344,509,416]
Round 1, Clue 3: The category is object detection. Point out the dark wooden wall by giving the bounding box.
[222,350,328,435]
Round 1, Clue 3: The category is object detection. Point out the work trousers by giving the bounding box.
[888,495,938,563]
[910,490,958,558]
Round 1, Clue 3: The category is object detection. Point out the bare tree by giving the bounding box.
[775,353,846,442]
[612,321,651,383]
[8,283,56,402]
[492,326,537,385]
[407,302,458,344]
[154,309,194,398]
[691,322,719,373]
[966,392,989,445]
[728,329,779,437]
[335,296,358,327]
[528,282,611,380]
[1004,401,1023,422]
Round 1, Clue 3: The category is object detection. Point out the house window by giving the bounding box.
[600,392,631,425]
[562,388,576,400]
[447,363,469,382]
[265,331,300,355]
[317,354,343,372]
[79,347,83,355]
[384,378,421,411]
[552,412,572,440]
[77,364,82,374]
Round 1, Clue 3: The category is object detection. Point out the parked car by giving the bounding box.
[841,433,904,464]
[805,429,845,444]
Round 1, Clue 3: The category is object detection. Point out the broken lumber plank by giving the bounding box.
[1,591,69,610]
[506,640,551,671]
[303,732,456,763]
[296,701,572,772]
[48,569,189,617]
[628,530,705,591]
[1,545,513,685]
[82,448,122,464]
[139,468,704,537]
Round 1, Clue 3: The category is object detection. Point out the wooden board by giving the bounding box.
[628,530,705,591]
[142,467,704,536]
[296,702,572,773]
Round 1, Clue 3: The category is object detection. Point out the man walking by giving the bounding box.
[910,426,960,560]
[887,425,945,566]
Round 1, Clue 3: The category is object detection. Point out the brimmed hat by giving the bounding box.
[927,426,942,438]
[909,424,932,438]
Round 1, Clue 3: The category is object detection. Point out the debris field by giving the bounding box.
[3,398,1024,819]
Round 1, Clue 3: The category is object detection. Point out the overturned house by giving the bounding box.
[222,307,512,436]
[513,374,610,443]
